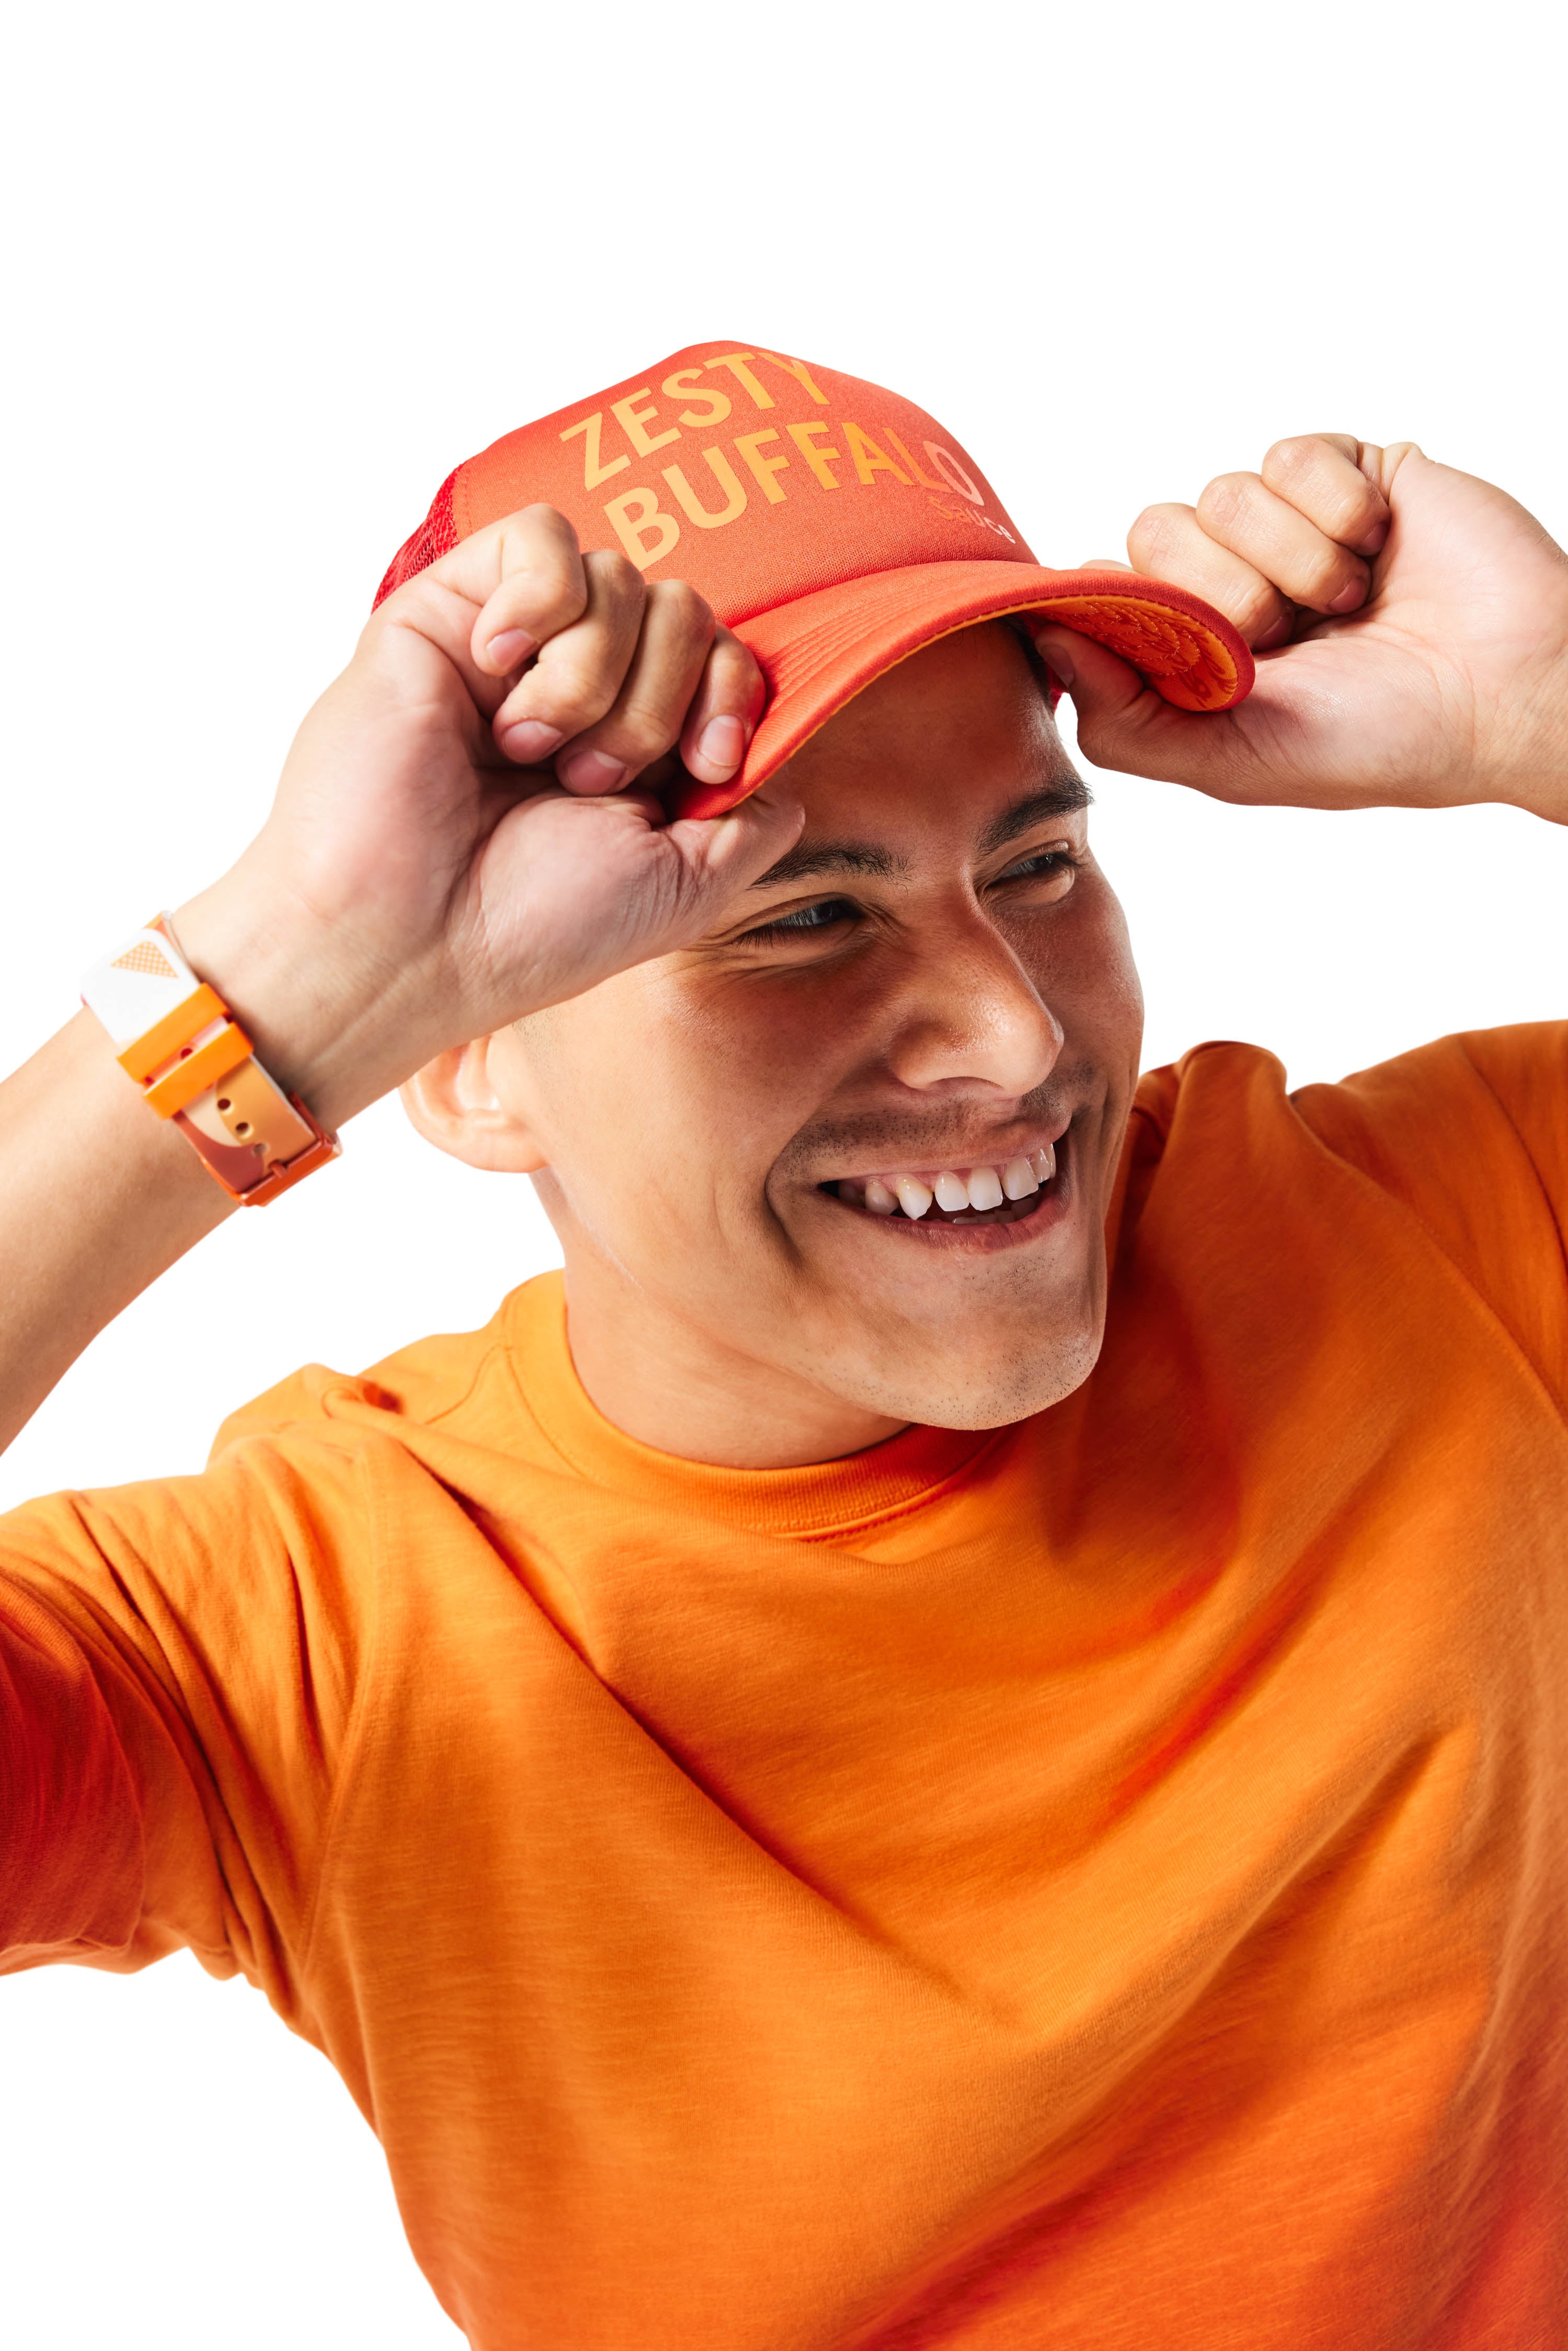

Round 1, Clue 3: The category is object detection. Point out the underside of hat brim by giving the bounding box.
[670,560,1254,821]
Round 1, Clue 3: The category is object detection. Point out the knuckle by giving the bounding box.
[708,625,762,695]
[648,577,717,639]
[516,501,580,545]
[567,672,624,731]
[1238,583,1289,640]
[496,515,587,628]
[1195,472,1261,535]
[1301,551,1362,609]
[585,548,647,612]
[527,659,618,734]
[515,570,588,634]
[1126,502,1192,571]
[1262,437,1380,543]
[723,659,767,720]
[1261,436,1323,487]
[603,695,682,764]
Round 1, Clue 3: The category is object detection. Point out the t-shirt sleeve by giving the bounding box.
[0,1433,371,2009]
[1291,1021,1568,1415]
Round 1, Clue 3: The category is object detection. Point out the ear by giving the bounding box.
[399,1035,550,1174]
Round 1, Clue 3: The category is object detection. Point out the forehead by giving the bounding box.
[769,621,1079,856]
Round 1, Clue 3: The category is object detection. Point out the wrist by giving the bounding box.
[169,870,431,1131]
[1489,671,1568,825]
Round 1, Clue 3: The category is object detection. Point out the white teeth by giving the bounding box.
[894,1176,935,1219]
[849,1147,1056,1219]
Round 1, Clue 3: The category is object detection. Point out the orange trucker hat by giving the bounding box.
[375,340,1254,819]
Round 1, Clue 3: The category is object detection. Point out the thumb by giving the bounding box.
[664,775,806,911]
[1031,624,1217,783]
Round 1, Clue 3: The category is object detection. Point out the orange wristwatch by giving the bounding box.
[81,914,340,1205]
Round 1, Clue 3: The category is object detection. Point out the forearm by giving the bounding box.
[0,1009,233,1452]
[0,861,399,1455]
[0,504,800,1454]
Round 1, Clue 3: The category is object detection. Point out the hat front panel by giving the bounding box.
[453,342,1038,628]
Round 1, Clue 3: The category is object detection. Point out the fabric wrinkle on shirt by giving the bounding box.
[3,1024,1567,2349]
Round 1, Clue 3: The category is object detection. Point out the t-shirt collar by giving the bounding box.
[500,1273,998,1540]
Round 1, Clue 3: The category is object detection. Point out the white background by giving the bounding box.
[2,2,1565,2341]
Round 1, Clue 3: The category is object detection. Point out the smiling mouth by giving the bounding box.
[821,1134,1068,1229]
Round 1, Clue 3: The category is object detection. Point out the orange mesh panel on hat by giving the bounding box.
[375,467,459,607]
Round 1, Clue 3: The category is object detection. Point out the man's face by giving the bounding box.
[487,623,1144,1447]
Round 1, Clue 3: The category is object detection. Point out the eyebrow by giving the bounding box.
[974,779,1092,854]
[747,839,907,889]
[747,779,1092,892]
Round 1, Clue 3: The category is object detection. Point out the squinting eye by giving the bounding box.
[742,896,858,943]
[997,849,1077,885]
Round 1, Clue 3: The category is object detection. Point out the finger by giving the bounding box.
[1368,440,1424,499]
[548,579,718,795]
[1031,624,1198,779]
[1034,620,1293,809]
[1126,502,1295,649]
[1033,620,1363,812]
[1259,435,1390,556]
[678,626,767,785]
[464,505,590,676]
[491,550,647,771]
[1193,471,1370,616]
[365,507,589,723]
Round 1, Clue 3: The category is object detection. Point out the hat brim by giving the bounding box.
[671,560,1253,821]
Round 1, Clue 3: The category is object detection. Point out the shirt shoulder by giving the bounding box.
[207,1271,566,1464]
[1129,1025,1568,1413]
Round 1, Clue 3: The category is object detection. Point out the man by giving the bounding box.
[2,340,1566,2348]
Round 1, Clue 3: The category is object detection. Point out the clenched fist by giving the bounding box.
[1036,436,1568,820]
[172,508,804,1129]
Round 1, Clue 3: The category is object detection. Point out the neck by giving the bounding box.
[559,1249,907,1471]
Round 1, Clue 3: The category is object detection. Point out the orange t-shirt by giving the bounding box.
[4,1029,1568,2349]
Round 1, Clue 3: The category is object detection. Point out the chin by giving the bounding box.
[835,1321,1105,1434]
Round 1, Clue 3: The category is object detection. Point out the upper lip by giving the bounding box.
[818,1116,1073,1189]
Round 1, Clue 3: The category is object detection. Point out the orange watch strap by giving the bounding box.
[117,982,229,1083]
[80,914,341,1206]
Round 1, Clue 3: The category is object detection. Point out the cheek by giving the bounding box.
[663,981,863,1199]
[676,981,847,1102]
[522,973,838,1237]
[1011,885,1143,1053]
[1089,902,1144,1046]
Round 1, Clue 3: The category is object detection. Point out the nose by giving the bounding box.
[883,906,1064,1100]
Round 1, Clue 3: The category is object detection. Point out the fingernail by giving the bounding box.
[561,748,628,794]
[1355,518,1389,557]
[1329,577,1368,613]
[696,715,745,776]
[1042,644,1075,690]
[500,719,563,765]
[487,628,536,669]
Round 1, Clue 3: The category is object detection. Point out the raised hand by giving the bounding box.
[1035,437,1568,821]
[173,509,803,1126]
